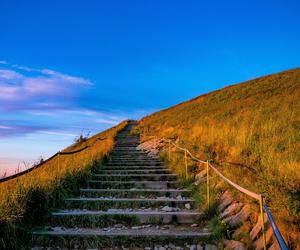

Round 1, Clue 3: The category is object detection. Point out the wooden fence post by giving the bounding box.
[58,153,60,169]
[168,140,171,160]
[206,160,210,208]
[259,194,267,250]
[184,150,188,178]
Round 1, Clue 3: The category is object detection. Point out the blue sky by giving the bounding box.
[0,0,299,174]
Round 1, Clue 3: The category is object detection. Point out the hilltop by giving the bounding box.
[1,68,299,248]
[135,68,300,247]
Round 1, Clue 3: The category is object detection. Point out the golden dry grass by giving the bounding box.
[135,68,300,249]
[0,120,128,248]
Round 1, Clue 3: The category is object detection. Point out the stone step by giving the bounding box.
[109,158,161,161]
[110,153,149,156]
[64,197,195,210]
[88,180,180,189]
[32,226,210,249]
[107,158,163,165]
[115,135,138,138]
[109,154,150,158]
[115,142,138,144]
[108,159,159,163]
[111,150,146,153]
[95,169,171,174]
[114,140,139,142]
[114,146,139,148]
[112,149,143,151]
[109,156,158,160]
[30,124,210,249]
[50,209,202,227]
[114,142,139,145]
[101,165,167,170]
[115,139,138,141]
[115,140,139,142]
[114,138,138,140]
[90,174,177,181]
[109,154,150,157]
[113,148,139,151]
[107,161,163,166]
[106,162,163,166]
[80,188,191,198]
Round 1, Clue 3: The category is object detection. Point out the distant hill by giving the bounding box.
[136,68,300,248]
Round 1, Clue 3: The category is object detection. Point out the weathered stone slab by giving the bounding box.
[250,213,268,240]
[268,242,280,250]
[220,202,244,219]
[224,240,246,250]
[254,227,273,250]
[225,204,251,227]
[196,169,207,179]
[204,244,218,250]
[218,190,234,211]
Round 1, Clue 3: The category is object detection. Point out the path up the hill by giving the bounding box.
[32,122,213,249]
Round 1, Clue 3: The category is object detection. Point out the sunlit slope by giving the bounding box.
[0,120,129,249]
[136,68,300,244]
[0,122,126,215]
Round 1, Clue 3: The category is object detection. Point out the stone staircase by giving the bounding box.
[32,122,212,249]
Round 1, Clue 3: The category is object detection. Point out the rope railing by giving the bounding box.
[161,138,289,250]
[0,137,108,184]
[208,162,260,200]
[0,120,131,183]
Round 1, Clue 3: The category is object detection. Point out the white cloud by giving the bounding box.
[0,125,14,129]
[0,63,92,103]
[0,85,22,100]
[12,64,35,72]
[0,69,23,80]
[39,130,78,137]
[5,63,93,86]
[23,77,66,95]
[96,118,120,125]
[40,69,92,86]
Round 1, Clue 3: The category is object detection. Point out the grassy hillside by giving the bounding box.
[0,120,128,249]
[135,68,300,248]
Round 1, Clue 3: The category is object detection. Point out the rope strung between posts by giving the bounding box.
[0,137,108,184]
[161,138,288,250]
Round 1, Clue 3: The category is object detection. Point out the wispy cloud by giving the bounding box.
[0,69,23,80]
[9,62,93,86]
[0,60,99,140]
[40,69,92,86]
[96,118,120,125]
[0,61,93,111]
[39,130,78,137]
[0,60,149,175]
[0,125,14,129]
[0,123,52,138]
